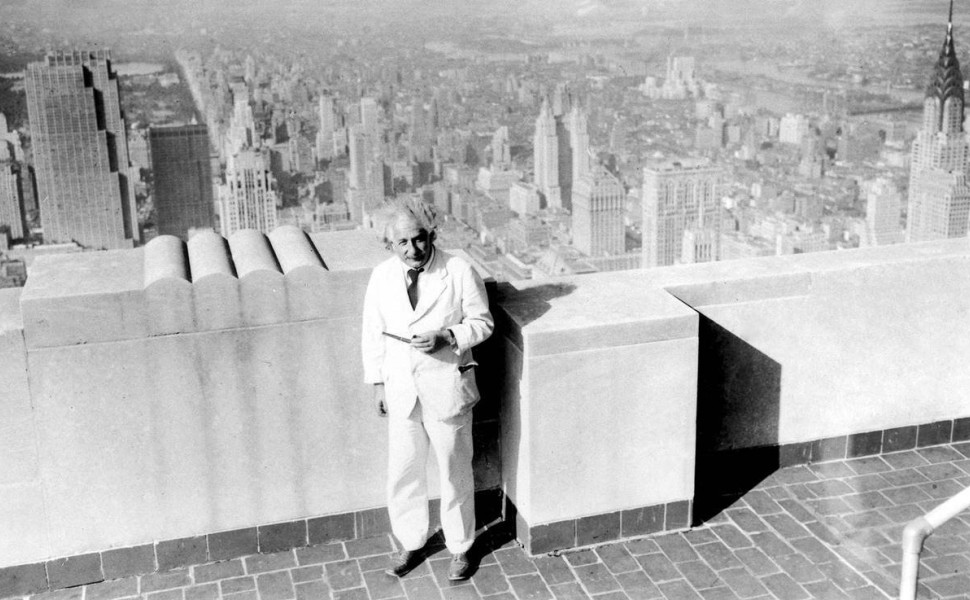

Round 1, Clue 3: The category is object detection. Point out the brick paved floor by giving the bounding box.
[22,443,970,600]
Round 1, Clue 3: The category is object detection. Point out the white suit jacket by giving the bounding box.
[362,249,494,421]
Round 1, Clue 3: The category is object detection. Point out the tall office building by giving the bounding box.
[25,49,138,249]
[0,162,25,241]
[347,122,383,225]
[316,95,335,162]
[907,7,970,242]
[533,99,562,210]
[568,104,591,187]
[863,178,904,246]
[226,97,257,157]
[533,96,589,213]
[572,165,625,257]
[360,97,380,145]
[642,158,721,268]
[348,125,368,190]
[217,149,278,236]
[149,125,214,240]
[556,112,573,211]
[491,126,511,170]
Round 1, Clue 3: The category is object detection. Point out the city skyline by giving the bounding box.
[0,0,967,285]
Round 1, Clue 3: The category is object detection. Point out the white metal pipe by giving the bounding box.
[899,485,970,600]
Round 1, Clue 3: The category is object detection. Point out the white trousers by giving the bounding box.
[387,401,475,554]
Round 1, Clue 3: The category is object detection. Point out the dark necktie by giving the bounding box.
[407,268,422,310]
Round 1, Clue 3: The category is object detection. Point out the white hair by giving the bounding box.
[378,197,438,244]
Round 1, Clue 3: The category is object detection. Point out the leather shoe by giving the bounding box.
[385,549,420,577]
[447,552,471,581]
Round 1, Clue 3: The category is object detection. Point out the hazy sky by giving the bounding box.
[0,0,960,47]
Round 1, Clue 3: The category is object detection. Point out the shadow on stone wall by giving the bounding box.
[467,282,583,498]
[693,314,782,524]
[491,282,577,329]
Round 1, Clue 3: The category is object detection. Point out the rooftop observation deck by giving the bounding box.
[1,228,969,600]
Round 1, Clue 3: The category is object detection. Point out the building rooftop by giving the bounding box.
[8,440,968,600]
[2,229,970,600]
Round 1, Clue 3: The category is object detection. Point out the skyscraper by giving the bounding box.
[864,178,904,246]
[533,95,589,213]
[907,5,970,242]
[642,159,721,268]
[568,104,591,188]
[226,96,257,157]
[149,125,215,240]
[490,126,511,170]
[360,97,380,145]
[347,122,383,225]
[556,111,573,211]
[316,95,335,162]
[572,165,625,257]
[25,49,138,249]
[0,162,25,241]
[533,99,561,210]
[217,149,278,237]
[348,124,368,190]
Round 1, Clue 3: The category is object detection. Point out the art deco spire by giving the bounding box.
[926,0,964,104]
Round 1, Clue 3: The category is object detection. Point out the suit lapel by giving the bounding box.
[410,253,447,323]
[392,263,414,320]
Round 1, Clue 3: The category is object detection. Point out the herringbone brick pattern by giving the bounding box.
[19,443,970,600]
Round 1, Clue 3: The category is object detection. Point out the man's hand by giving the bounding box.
[411,329,453,353]
[374,384,387,417]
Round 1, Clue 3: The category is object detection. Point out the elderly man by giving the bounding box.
[361,200,493,580]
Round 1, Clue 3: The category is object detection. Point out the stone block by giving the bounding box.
[527,520,575,556]
[239,270,287,327]
[156,537,207,571]
[303,270,372,322]
[268,227,323,274]
[229,230,287,327]
[307,230,386,272]
[780,443,812,467]
[355,508,392,538]
[191,273,242,331]
[102,544,156,579]
[953,417,970,442]
[209,528,258,561]
[620,505,665,538]
[187,231,242,331]
[812,436,847,462]
[666,271,812,308]
[145,278,194,337]
[917,420,953,448]
[282,267,330,322]
[0,562,48,597]
[144,236,194,336]
[258,521,308,553]
[307,514,355,545]
[47,553,103,589]
[576,513,620,547]
[0,482,52,566]
[524,337,698,525]
[20,250,147,348]
[883,426,917,452]
[665,501,691,530]
[847,431,882,458]
[509,287,697,357]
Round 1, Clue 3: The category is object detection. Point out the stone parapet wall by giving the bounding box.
[498,237,970,553]
[0,227,497,569]
[3,230,970,567]
[20,227,388,349]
